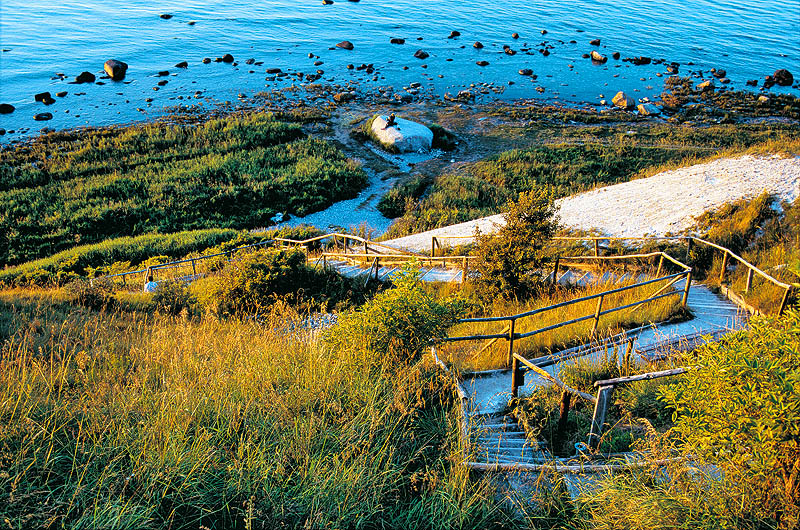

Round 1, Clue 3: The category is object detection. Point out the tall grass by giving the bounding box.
[0,290,510,529]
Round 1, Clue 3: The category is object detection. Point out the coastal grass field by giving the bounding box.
[0,112,366,267]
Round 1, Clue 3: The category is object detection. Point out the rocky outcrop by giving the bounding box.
[370,115,433,153]
[637,103,661,115]
[103,59,128,80]
[612,91,635,109]
[697,80,715,91]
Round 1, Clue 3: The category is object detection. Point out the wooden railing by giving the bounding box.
[441,251,692,398]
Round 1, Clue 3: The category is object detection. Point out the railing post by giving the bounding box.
[507,319,516,368]
[685,237,693,265]
[588,385,614,450]
[719,251,729,283]
[779,286,791,316]
[556,391,572,445]
[594,239,600,257]
[323,254,327,270]
[655,254,664,278]
[745,267,754,293]
[363,240,368,255]
[552,256,560,284]
[681,270,692,308]
[191,259,197,277]
[461,256,468,284]
[592,295,604,335]
[431,237,436,258]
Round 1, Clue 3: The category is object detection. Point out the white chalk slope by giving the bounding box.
[384,155,800,252]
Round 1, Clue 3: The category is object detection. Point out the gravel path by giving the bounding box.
[383,154,800,252]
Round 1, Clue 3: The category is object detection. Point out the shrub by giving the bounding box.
[64,279,115,311]
[325,265,466,366]
[472,189,558,300]
[198,248,359,317]
[659,310,800,528]
[152,281,194,316]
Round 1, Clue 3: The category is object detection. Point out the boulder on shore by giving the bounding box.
[590,51,607,63]
[637,103,661,116]
[612,91,635,109]
[370,115,433,153]
[774,69,794,87]
[104,59,128,80]
[75,71,96,83]
[697,80,715,91]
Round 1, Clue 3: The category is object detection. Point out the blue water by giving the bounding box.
[1,0,798,139]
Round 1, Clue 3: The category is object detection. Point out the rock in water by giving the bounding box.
[414,49,429,59]
[104,59,128,80]
[390,38,405,44]
[612,91,635,109]
[370,115,433,153]
[697,80,715,91]
[637,103,661,115]
[473,41,483,49]
[448,30,460,39]
[175,61,189,68]
[0,103,15,114]
[774,69,793,86]
[221,53,234,63]
[589,38,601,46]
[75,71,96,83]
[336,41,354,50]
[33,112,53,121]
[590,51,607,63]
[333,91,355,103]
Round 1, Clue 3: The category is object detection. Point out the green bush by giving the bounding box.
[325,265,466,366]
[198,248,359,317]
[64,279,116,311]
[472,189,558,300]
[376,174,432,218]
[658,310,800,528]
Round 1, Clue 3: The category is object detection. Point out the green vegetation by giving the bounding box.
[0,113,366,266]
[0,275,509,529]
[472,189,558,300]
[383,123,800,238]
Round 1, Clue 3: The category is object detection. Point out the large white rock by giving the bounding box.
[370,115,433,153]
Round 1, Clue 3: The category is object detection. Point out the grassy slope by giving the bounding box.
[0,113,367,267]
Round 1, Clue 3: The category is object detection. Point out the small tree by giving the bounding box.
[473,189,558,300]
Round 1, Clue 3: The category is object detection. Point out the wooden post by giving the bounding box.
[592,295,604,335]
[681,270,692,308]
[685,237,693,264]
[655,254,664,278]
[588,385,614,450]
[552,256,560,284]
[461,257,468,285]
[745,268,754,293]
[363,240,368,255]
[623,339,634,374]
[779,286,791,316]
[719,251,729,283]
[594,239,600,257]
[323,254,327,270]
[431,237,436,258]
[556,391,572,444]
[191,259,197,276]
[506,319,516,368]
[374,257,380,280]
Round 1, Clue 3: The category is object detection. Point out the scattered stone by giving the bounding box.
[175,61,189,68]
[103,59,128,80]
[763,75,775,88]
[625,56,651,65]
[448,30,460,39]
[370,115,433,153]
[243,58,255,65]
[266,67,282,73]
[637,103,661,115]
[612,91,635,109]
[719,77,730,84]
[476,60,489,66]
[774,69,793,86]
[0,129,5,135]
[589,38,601,46]
[697,80,715,91]
[518,68,533,76]
[336,41,354,50]
[612,51,620,60]
[333,91,355,103]
[33,112,53,121]
[322,0,333,4]
[157,80,168,86]
[159,14,172,19]
[202,57,211,64]
[221,53,234,63]
[56,91,67,97]
[581,53,590,59]
[187,20,196,25]
[590,50,607,63]
[666,64,679,74]
[314,60,323,66]
[512,32,520,39]
[758,95,770,104]
[390,38,405,44]
[75,71,96,83]
[541,29,547,34]
[473,41,483,49]
[746,79,758,86]
[34,92,55,104]
[0,103,15,114]
[414,49,429,59]
[158,70,169,76]
[505,48,516,55]
[711,68,726,78]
